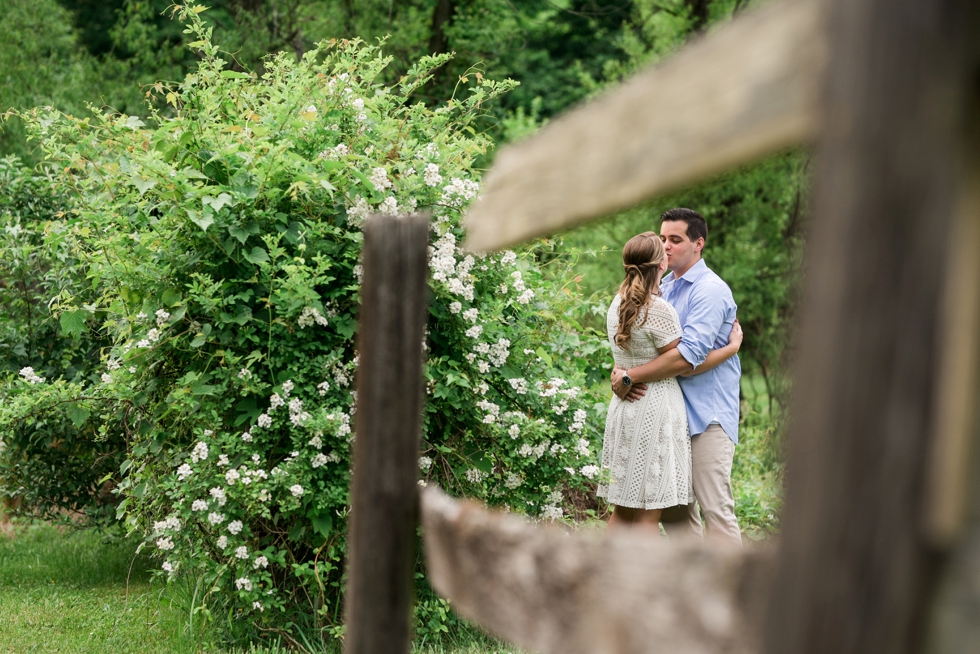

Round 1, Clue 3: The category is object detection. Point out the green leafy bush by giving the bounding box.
[1,2,605,639]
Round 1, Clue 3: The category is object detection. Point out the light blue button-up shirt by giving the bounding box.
[660,259,741,443]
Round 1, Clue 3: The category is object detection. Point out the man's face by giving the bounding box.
[659,220,702,274]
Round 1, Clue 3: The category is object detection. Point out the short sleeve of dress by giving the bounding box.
[642,297,683,349]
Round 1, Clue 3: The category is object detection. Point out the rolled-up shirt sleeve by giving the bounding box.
[676,283,727,369]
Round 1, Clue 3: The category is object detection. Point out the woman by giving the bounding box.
[597,232,742,529]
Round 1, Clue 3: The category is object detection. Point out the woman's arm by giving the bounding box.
[679,319,742,377]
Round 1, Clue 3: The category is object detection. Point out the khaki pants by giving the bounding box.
[661,424,742,546]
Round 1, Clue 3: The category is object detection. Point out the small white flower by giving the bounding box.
[311,453,328,468]
[19,367,45,384]
[508,424,521,439]
[217,454,230,466]
[207,512,225,525]
[128,366,137,374]
[369,167,392,191]
[203,429,213,436]
[146,328,161,342]
[235,577,253,591]
[517,289,535,305]
[290,484,304,497]
[209,489,228,508]
[462,308,479,323]
[191,499,208,512]
[155,309,170,326]
[281,380,294,397]
[106,359,121,371]
[309,434,323,449]
[241,431,253,442]
[423,163,442,187]
[256,414,272,428]
[101,372,112,383]
[136,339,151,348]
[228,520,243,535]
[253,556,269,569]
[217,535,228,549]
[465,468,485,484]
[504,473,522,489]
[580,465,600,480]
[269,393,285,411]
[235,546,249,560]
[500,250,517,265]
[418,456,433,471]
[176,464,193,481]
[449,301,462,314]
[135,311,147,321]
[225,469,241,485]
[238,368,252,380]
[465,325,483,339]
[191,441,209,463]
[317,381,330,396]
[252,601,264,612]
[162,561,175,572]
[156,537,175,551]
[478,360,490,374]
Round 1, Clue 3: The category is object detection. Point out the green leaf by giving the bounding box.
[162,289,181,307]
[228,225,251,244]
[66,403,91,428]
[60,310,87,338]
[243,246,269,264]
[190,333,207,348]
[535,347,553,367]
[133,177,157,196]
[309,511,333,539]
[187,209,214,232]
[220,70,250,79]
[202,192,234,213]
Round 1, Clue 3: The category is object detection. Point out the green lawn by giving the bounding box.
[0,524,520,654]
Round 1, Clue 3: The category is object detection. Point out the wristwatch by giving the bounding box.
[621,372,633,387]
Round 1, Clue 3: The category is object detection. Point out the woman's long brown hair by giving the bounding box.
[615,232,666,348]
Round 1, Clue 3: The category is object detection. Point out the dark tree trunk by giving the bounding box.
[428,0,455,56]
[345,214,430,654]
[685,0,711,31]
[764,1,980,654]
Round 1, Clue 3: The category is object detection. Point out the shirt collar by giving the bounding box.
[662,258,708,285]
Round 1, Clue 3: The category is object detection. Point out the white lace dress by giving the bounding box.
[597,294,695,510]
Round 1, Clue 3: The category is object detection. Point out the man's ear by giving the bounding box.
[695,237,705,253]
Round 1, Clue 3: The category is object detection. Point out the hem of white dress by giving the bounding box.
[596,488,695,511]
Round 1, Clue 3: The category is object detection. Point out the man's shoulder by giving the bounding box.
[691,265,733,298]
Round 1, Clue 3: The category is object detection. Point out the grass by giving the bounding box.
[0,523,519,653]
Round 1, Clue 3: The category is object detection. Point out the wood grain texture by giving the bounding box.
[764,0,980,653]
[345,214,430,654]
[463,0,826,252]
[421,486,774,654]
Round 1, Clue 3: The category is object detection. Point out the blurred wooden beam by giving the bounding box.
[345,213,429,654]
[420,486,774,654]
[464,0,826,252]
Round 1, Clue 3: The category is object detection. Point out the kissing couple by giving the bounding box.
[598,207,743,546]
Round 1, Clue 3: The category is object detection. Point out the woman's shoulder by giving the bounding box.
[649,295,679,318]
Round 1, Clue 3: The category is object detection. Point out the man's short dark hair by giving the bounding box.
[660,208,707,244]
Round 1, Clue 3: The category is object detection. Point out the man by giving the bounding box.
[611,207,742,546]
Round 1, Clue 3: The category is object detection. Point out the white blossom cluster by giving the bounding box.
[418,456,433,471]
[298,306,328,328]
[508,378,528,394]
[155,309,171,326]
[569,409,588,433]
[440,177,479,208]
[423,163,442,187]
[153,515,181,534]
[369,167,392,191]
[476,399,500,424]
[18,367,45,384]
[238,368,252,380]
[540,491,564,521]
[465,468,486,484]
[579,465,600,480]
[504,473,522,489]
[487,338,510,367]
[191,441,209,463]
[574,438,591,458]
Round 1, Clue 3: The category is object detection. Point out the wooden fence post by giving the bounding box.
[764,1,980,653]
[345,213,429,654]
